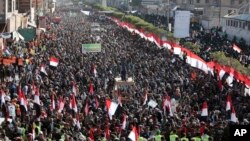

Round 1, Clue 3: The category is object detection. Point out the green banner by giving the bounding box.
[82,44,101,53]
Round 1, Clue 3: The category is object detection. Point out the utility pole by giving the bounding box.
[218,0,221,26]
[249,0,250,14]
[36,0,39,28]
[167,0,170,31]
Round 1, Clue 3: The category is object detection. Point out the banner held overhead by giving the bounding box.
[82,44,102,53]
[174,11,191,38]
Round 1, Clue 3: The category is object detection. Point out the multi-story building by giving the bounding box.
[0,0,23,32]
[18,0,32,13]
[222,14,250,45]
[174,0,250,29]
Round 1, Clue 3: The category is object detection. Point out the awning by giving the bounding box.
[27,22,37,28]
[1,32,11,39]
[17,32,25,41]
[18,28,36,41]
[13,31,24,41]
[80,10,90,16]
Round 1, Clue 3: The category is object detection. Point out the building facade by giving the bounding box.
[174,0,250,29]
[0,0,23,32]
[141,0,162,5]
[18,0,31,13]
[222,14,250,45]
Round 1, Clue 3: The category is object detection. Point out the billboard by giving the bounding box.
[174,11,191,38]
[82,44,101,53]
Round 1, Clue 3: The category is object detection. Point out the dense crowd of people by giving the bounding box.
[132,12,250,67]
[0,5,249,141]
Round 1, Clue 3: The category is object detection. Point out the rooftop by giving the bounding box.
[223,14,250,22]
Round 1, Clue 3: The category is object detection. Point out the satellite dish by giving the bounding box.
[1,32,11,39]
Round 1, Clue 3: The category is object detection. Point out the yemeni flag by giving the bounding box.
[143,90,148,105]
[69,94,78,113]
[58,96,65,113]
[91,64,97,77]
[49,57,59,67]
[163,96,172,116]
[72,81,77,95]
[75,113,81,129]
[118,94,122,107]
[40,64,48,75]
[232,44,242,53]
[34,88,40,105]
[89,81,94,95]
[89,128,95,141]
[33,87,41,118]
[231,106,237,123]
[95,97,99,109]
[226,95,232,111]
[128,126,138,141]
[121,114,127,130]
[105,99,118,120]
[105,127,110,140]
[0,90,6,106]
[84,100,89,116]
[201,101,208,117]
[18,88,28,112]
[51,94,55,111]
[218,78,223,91]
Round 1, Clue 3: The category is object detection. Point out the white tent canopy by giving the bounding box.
[80,10,90,16]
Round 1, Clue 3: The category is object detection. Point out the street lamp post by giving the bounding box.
[218,0,221,26]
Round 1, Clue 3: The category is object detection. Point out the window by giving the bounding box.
[196,0,200,3]
[235,21,238,27]
[213,0,219,5]
[248,22,250,30]
[16,0,19,10]
[239,0,243,4]
[205,0,209,3]
[13,1,15,11]
[231,0,235,5]
[8,0,12,12]
[242,22,246,29]
[239,21,242,28]
[189,0,194,4]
